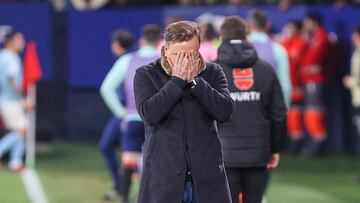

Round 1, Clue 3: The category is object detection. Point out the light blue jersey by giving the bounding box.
[248,32,291,108]
[100,46,159,122]
[0,49,23,102]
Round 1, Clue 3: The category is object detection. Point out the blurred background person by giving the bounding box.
[300,12,330,155]
[100,24,161,203]
[247,9,292,108]
[343,25,360,138]
[247,10,290,203]
[99,29,134,202]
[217,15,287,203]
[199,22,219,61]
[0,29,28,172]
[278,20,307,153]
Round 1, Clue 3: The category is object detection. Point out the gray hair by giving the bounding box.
[164,21,201,45]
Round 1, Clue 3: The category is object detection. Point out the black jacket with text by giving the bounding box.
[217,40,287,168]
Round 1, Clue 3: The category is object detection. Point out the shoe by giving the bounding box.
[286,139,303,155]
[102,188,120,201]
[9,162,26,173]
[301,140,324,157]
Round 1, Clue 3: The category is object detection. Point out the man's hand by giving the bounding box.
[343,75,350,88]
[23,98,35,112]
[267,153,280,170]
[171,51,201,82]
[9,78,22,95]
[171,51,189,81]
[187,51,201,82]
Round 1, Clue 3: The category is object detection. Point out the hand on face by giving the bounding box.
[170,51,188,81]
[187,51,201,81]
[170,51,200,82]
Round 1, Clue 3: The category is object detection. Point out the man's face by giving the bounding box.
[111,41,125,57]
[304,18,315,33]
[284,23,297,38]
[7,33,25,53]
[164,36,200,66]
[352,32,360,50]
[10,33,25,53]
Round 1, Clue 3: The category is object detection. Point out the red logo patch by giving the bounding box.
[232,68,254,90]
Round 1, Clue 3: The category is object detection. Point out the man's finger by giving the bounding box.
[191,51,196,71]
[191,53,196,70]
[267,163,274,169]
[175,51,182,65]
[179,51,186,64]
[192,51,197,64]
[196,58,201,73]
[169,59,174,67]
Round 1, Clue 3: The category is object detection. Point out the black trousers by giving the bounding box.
[226,167,268,203]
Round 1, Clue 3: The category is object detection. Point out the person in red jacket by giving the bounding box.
[300,12,331,155]
[279,20,307,153]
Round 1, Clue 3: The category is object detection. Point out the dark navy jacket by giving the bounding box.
[134,58,234,203]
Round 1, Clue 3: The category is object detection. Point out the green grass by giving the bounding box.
[268,155,360,203]
[1,142,360,203]
[0,170,29,203]
[36,142,112,203]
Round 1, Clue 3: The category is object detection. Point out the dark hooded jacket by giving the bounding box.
[217,40,287,168]
[134,54,234,203]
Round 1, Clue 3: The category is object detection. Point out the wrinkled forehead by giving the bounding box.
[166,37,200,53]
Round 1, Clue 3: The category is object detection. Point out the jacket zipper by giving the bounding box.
[181,99,198,198]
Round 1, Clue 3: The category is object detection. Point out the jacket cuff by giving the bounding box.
[271,148,280,153]
[171,76,188,89]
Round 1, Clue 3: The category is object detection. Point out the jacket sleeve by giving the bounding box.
[134,67,185,126]
[99,55,130,118]
[346,52,360,90]
[189,65,234,123]
[269,74,288,153]
[273,43,292,108]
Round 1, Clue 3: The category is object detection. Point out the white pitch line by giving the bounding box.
[20,169,49,203]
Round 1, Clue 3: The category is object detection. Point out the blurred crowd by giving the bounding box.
[0,0,360,11]
[194,10,339,156]
[95,10,360,201]
[123,8,360,158]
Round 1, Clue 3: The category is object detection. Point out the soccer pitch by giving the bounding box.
[0,142,359,203]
